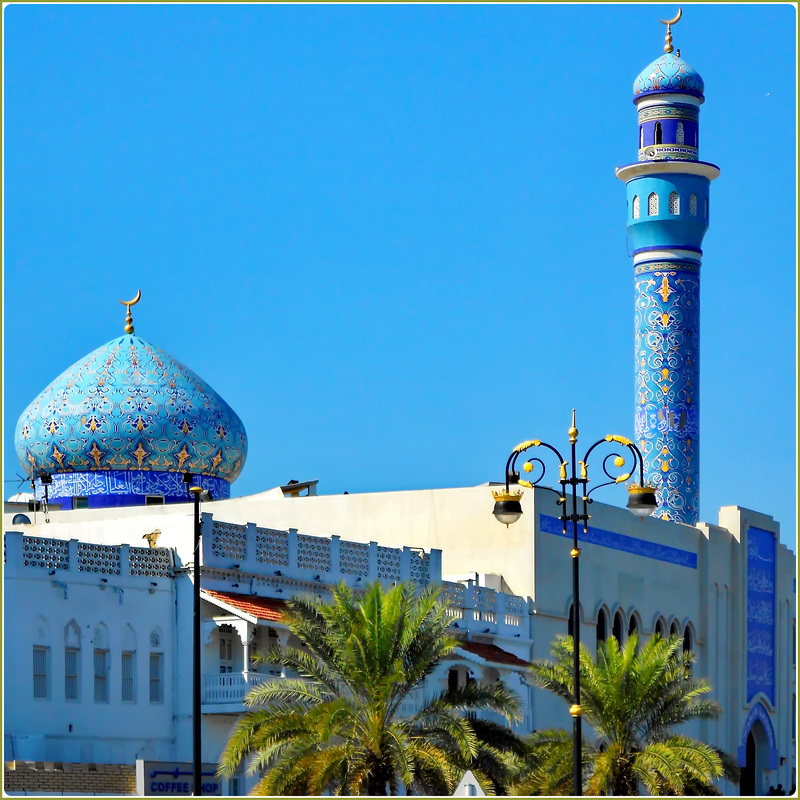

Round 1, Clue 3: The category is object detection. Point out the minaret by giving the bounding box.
[615,10,719,525]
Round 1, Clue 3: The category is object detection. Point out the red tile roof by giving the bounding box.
[203,589,287,623]
[457,641,530,668]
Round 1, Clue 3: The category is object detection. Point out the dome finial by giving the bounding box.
[659,8,682,54]
[119,290,142,334]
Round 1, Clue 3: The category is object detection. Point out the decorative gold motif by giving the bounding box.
[119,290,142,334]
[143,529,161,548]
[613,456,625,468]
[514,440,539,453]
[605,434,634,447]
[569,704,584,717]
[89,442,104,467]
[568,409,578,444]
[658,276,673,303]
[659,7,682,53]
[491,487,524,502]
[570,548,580,558]
[518,479,533,489]
[615,473,632,483]
[579,461,588,480]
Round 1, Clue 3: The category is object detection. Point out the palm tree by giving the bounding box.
[218,581,524,795]
[513,633,737,796]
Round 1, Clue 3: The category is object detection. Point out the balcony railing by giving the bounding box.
[202,672,274,704]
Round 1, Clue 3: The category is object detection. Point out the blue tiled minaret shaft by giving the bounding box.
[616,17,719,524]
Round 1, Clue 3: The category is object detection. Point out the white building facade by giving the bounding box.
[3,481,795,795]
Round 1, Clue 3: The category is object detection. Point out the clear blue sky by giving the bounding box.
[3,4,797,551]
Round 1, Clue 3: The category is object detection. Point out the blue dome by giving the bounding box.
[634,53,704,101]
[15,334,248,486]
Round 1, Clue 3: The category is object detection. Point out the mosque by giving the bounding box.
[3,15,796,797]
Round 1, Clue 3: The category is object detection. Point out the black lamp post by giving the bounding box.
[186,478,213,797]
[491,410,657,795]
[190,484,203,796]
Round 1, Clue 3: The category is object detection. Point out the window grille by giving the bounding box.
[33,646,49,699]
[668,191,680,215]
[94,649,109,703]
[122,651,136,703]
[150,652,164,703]
[65,648,79,700]
[632,195,640,219]
[689,193,697,216]
[676,122,684,144]
[647,193,659,216]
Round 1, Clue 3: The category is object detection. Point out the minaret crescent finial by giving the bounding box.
[119,289,142,334]
[659,8,682,53]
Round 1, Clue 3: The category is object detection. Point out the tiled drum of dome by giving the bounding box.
[15,334,247,502]
[634,262,700,523]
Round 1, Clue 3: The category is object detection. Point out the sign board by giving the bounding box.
[136,760,224,796]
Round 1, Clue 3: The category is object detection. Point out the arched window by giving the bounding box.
[93,623,109,704]
[704,198,709,219]
[64,620,81,701]
[596,609,607,649]
[689,193,697,216]
[676,122,685,144]
[632,195,640,219]
[628,615,638,639]
[655,122,663,144]
[33,615,51,700]
[613,611,624,644]
[668,191,680,215]
[670,620,681,638]
[122,624,136,704]
[150,629,164,704]
[655,619,665,638]
[648,192,659,216]
[219,624,235,674]
[639,127,644,149]
[683,625,693,678]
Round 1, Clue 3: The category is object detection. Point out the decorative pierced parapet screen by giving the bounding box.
[441,581,465,606]
[689,193,698,216]
[648,192,659,216]
[475,587,497,624]
[632,195,640,219]
[255,528,289,567]
[129,547,172,577]
[668,191,680,215]
[409,551,430,585]
[377,546,401,582]
[297,534,331,572]
[210,522,247,560]
[504,594,525,627]
[22,537,70,570]
[77,543,121,575]
[340,540,369,576]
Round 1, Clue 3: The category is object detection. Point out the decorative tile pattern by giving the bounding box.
[22,536,70,570]
[15,334,247,489]
[77,543,121,575]
[540,514,698,568]
[340,540,369,576]
[634,54,704,99]
[255,528,289,567]
[746,527,775,705]
[128,547,172,577]
[634,261,701,524]
[33,469,228,502]
[297,534,331,572]
[638,105,698,123]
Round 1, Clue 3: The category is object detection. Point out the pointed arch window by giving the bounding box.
[676,122,685,144]
[655,122,663,145]
[639,126,644,148]
[596,609,607,649]
[648,193,659,216]
[150,629,164,704]
[668,192,680,215]
[632,195,640,219]
[65,620,81,701]
[613,611,624,644]
[655,619,665,638]
[689,193,697,216]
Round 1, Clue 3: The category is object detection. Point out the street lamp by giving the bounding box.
[188,481,213,797]
[491,410,657,795]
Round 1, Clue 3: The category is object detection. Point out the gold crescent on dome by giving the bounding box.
[659,8,682,26]
[119,289,142,308]
[119,290,141,333]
